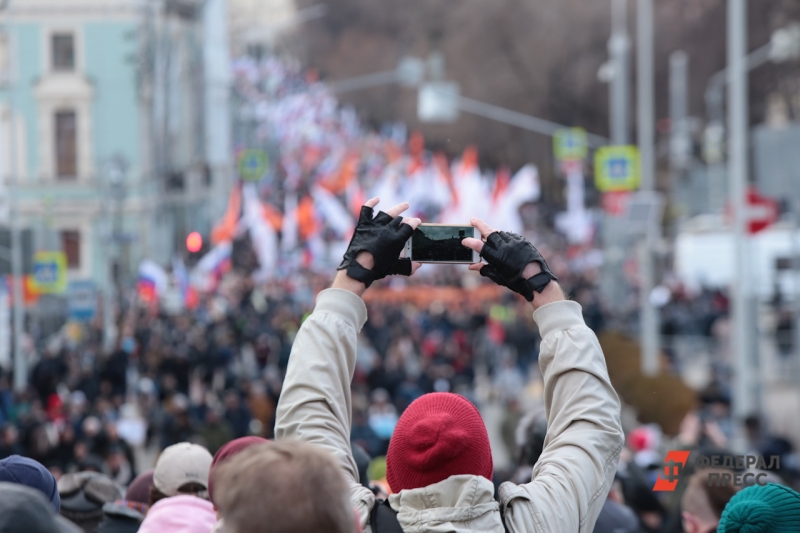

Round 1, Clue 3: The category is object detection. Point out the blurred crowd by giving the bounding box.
[0,56,798,533]
[0,249,602,478]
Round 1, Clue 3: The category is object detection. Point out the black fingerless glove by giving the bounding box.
[478,231,558,302]
[337,206,415,288]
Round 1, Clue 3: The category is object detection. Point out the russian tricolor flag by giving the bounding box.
[137,260,168,303]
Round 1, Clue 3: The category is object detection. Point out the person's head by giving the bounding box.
[104,447,126,472]
[1,424,17,445]
[717,483,800,533]
[150,442,213,505]
[386,392,492,493]
[205,407,221,425]
[515,408,547,468]
[125,469,154,505]
[0,455,60,511]
[0,482,82,533]
[207,436,269,508]
[744,414,761,440]
[681,469,738,533]
[215,440,354,533]
[58,471,122,533]
[224,391,240,411]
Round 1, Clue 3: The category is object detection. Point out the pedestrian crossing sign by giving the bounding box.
[594,145,640,192]
[31,251,67,294]
[553,128,589,162]
[238,149,269,182]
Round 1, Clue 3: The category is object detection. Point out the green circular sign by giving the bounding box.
[238,149,269,182]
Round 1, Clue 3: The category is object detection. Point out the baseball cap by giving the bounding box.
[0,482,82,533]
[0,455,60,511]
[153,442,213,497]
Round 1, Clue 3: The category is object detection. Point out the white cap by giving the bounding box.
[153,443,213,496]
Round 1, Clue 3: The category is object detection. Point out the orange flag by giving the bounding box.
[297,195,318,241]
[211,184,242,244]
[262,202,284,232]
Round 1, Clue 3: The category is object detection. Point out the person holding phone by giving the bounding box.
[273,198,623,533]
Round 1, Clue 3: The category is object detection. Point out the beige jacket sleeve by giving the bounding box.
[499,300,624,533]
[274,288,376,530]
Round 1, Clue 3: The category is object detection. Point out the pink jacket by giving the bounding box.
[138,495,217,533]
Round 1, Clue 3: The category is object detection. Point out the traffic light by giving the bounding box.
[185,231,209,268]
[186,232,203,253]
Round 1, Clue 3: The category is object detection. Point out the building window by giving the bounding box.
[52,33,75,71]
[55,110,77,179]
[0,32,10,85]
[61,230,81,269]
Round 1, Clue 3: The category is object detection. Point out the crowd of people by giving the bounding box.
[1,207,799,532]
[0,55,798,532]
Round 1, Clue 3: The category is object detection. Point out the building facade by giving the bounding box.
[0,0,230,292]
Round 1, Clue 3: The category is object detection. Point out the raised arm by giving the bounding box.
[463,220,624,533]
[274,198,420,526]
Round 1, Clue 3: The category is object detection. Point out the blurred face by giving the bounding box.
[107,452,124,470]
[1,426,17,445]
[682,512,716,533]
[225,393,239,410]
[74,441,88,460]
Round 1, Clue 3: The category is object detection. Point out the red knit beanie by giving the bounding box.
[386,393,493,493]
[207,436,269,505]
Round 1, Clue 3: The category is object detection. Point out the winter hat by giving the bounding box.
[386,393,493,493]
[58,472,122,533]
[207,436,268,504]
[0,482,82,533]
[718,483,800,533]
[0,455,60,511]
[153,442,213,497]
[125,469,154,505]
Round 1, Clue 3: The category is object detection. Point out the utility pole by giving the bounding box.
[2,1,26,392]
[728,0,755,422]
[669,52,690,175]
[599,0,633,321]
[637,0,659,376]
[203,0,232,224]
[610,0,630,145]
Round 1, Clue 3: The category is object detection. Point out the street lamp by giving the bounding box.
[102,155,128,352]
[703,23,800,214]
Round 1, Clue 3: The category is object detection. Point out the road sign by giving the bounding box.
[68,280,96,322]
[746,187,779,234]
[238,149,269,182]
[594,145,641,192]
[601,191,631,216]
[418,82,460,123]
[554,128,589,162]
[724,186,780,234]
[30,251,67,294]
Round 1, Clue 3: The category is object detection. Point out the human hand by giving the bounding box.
[333,197,422,297]
[462,218,562,309]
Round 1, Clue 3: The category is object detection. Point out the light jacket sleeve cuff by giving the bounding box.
[532,300,585,338]
[315,288,369,332]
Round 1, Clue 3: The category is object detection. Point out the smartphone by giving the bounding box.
[405,223,480,264]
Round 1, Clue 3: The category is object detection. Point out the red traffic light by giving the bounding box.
[186,232,203,253]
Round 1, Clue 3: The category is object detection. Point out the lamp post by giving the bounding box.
[103,156,128,353]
